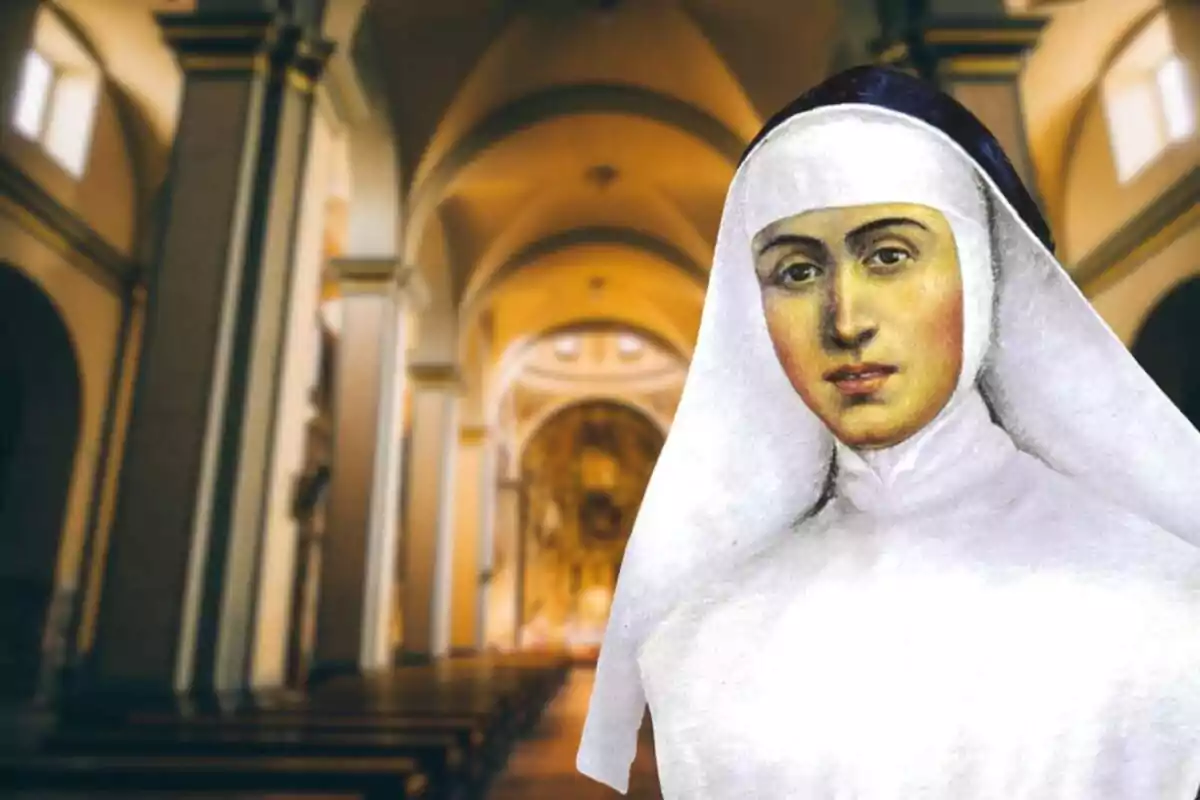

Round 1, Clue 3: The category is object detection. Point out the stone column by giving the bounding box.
[448,426,486,655]
[400,365,461,662]
[1165,1,1200,115]
[247,94,335,690]
[312,262,425,677]
[874,3,1046,196]
[488,471,524,651]
[476,435,499,650]
[89,12,332,697]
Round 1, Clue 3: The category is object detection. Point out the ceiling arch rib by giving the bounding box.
[463,240,705,359]
[465,225,706,312]
[483,289,698,366]
[458,177,716,308]
[404,82,747,251]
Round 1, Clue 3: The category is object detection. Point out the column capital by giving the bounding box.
[331,256,399,294]
[408,363,464,393]
[157,11,334,90]
[289,36,336,93]
[331,259,429,309]
[875,15,1047,80]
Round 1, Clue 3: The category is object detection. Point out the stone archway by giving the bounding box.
[1132,276,1200,429]
[0,264,82,700]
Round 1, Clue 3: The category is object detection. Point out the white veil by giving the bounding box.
[577,104,1200,794]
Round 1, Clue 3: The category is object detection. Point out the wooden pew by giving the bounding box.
[130,702,502,771]
[45,727,476,798]
[40,654,571,799]
[0,753,429,799]
[110,655,570,771]
[54,704,492,798]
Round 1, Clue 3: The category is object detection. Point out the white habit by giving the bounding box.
[577,105,1200,799]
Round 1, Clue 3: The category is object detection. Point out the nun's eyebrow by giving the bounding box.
[845,217,929,243]
[756,233,824,257]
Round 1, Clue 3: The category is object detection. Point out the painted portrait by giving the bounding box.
[577,66,1200,799]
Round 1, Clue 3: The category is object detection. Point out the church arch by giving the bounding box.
[0,263,83,699]
[467,225,706,313]
[1131,275,1200,429]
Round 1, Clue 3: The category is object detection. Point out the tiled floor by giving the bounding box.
[488,668,663,799]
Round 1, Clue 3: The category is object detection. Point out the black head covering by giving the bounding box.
[742,66,1055,255]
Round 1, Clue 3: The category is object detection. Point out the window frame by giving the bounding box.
[1100,13,1196,185]
[12,49,60,143]
[8,11,103,181]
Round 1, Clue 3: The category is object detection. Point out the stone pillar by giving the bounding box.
[313,262,425,677]
[248,95,335,691]
[448,426,486,654]
[1165,1,1200,116]
[89,12,332,697]
[476,435,499,650]
[875,5,1046,196]
[400,365,461,662]
[489,473,524,651]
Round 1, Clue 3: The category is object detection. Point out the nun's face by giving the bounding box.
[752,202,963,449]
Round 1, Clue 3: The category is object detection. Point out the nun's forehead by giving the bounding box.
[739,108,987,239]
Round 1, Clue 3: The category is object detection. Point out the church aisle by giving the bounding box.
[488,668,662,800]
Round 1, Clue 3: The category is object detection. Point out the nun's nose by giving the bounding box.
[826,267,877,351]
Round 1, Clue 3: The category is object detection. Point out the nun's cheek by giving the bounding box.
[762,305,820,362]
[891,277,964,351]
[763,293,813,332]
[762,304,827,403]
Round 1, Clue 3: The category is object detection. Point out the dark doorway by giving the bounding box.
[0,264,82,701]
[1132,277,1200,431]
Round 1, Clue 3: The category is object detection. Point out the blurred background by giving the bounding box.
[0,0,1195,797]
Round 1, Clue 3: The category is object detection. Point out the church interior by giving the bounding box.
[0,0,1196,796]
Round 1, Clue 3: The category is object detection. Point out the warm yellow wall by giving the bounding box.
[1088,218,1200,345]
[0,217,124,604]
[449,439,483,651]
[74,85,140,253]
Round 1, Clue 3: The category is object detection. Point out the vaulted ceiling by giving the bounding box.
[361,0,846,373]
[56,0,1143,404]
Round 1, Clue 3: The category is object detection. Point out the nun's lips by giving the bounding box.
[825,363,898,395]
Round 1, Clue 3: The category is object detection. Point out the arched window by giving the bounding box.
[10,9,101,178]
[1100,11,1196,183]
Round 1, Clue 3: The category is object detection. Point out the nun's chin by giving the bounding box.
[819,399,947,451]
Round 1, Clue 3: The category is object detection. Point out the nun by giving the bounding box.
[577,66,1200,799]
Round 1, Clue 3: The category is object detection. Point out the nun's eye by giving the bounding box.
[865,246,913,270]
[775,262,822,288]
